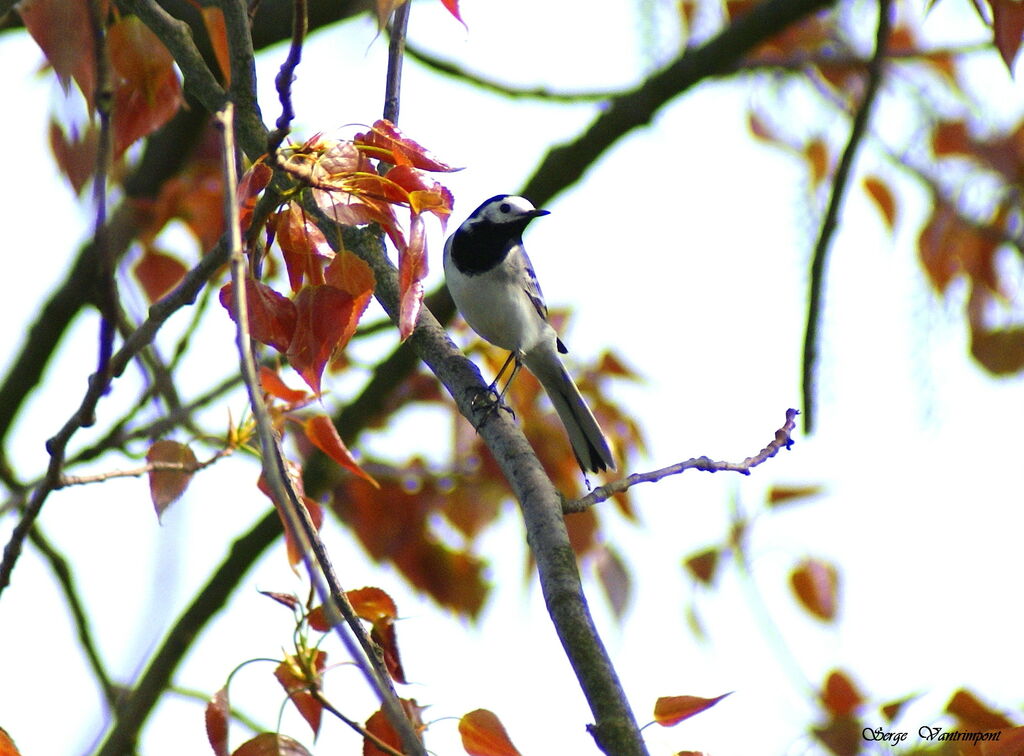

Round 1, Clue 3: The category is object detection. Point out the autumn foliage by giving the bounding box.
[4,0,1024,755]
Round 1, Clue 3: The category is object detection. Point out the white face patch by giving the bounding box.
[479,195,537,224]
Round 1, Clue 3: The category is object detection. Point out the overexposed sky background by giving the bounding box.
[3,1,1024,754]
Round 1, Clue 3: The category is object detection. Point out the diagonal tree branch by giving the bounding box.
[522,0,838,206]
[801,0,891,433]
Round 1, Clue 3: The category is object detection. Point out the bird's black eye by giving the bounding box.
[499,202,511,214]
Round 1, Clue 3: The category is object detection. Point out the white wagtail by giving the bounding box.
[443,194,616,474]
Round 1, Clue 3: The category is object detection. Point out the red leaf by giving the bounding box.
[18,0,97,107]
[219,278,297,354]
[990,0,1024,71]
[397,213,427,340]
[324,250,375,341]
[133,247,188,303]
[458,709,522,756]
[274,203,331,292]
[237,160,273,232]
[653,692,732,726]
[346,587,404,682]
[821,670,863,718]
[205,686,230,756]
[274,650,327,737]
[354,119,456,172]
[232,732,312,756]
[259,590,302,611]
[146,440,198,520]
[258,467,323,569]
[49,119,99,194]
[438,0,466,27]
[791,558,839,621]
[286,285,356,394]
[107,16,183,156]
[363,708,402,756]
[303,415,378,486]
[684,548,720,585]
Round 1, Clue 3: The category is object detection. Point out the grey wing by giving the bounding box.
[515,247,569,354]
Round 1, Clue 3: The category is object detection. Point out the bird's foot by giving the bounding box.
[466,382,515,430]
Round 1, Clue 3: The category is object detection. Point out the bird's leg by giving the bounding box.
[469,352,520,428]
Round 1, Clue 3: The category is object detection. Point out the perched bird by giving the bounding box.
[443,194,616,474]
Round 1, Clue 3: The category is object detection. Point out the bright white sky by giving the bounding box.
[3,1,1024,755]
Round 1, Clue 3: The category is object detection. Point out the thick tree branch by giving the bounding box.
[521,0,838,206]
[801,0,891,433]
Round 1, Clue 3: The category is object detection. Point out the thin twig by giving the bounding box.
[56,448,233,488]
[382,0,411,124]
[801,0,891,434]
[29,526,120,709]
[219,104,426,756]
[88,0,118,384]
[405,40,623,102]
[266,0,308,154]
[0,234,231,595]
[566,409,800,514]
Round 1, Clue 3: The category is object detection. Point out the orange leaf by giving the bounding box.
[458,709,522,756]
[146,439,198,520]
[354,119,456,172]
[0,727,22,756]
[220,278,297,354]
[805,138,829,186]
[790,558,839,621]
[653,692,732,726]
[200,6,231,84]
[821,670,863,718]
[303,415,378,486]
[970,323,1024,375]
[766,484,824,508]
[232,732,312,756]
[134,247,188,303]
[260,367,310,404]
[812,716,861,756]
[946,689,1014,731]
[990,0,1024,72]
[346,586,399,623]
[205,686,230,756]
[982,725,1024,756]
[274,650,327,737]
[862,175,897,230]
[397,213,427,340]
[287,285,356,394]
[363,700,425,756]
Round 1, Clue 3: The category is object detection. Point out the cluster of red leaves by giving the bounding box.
[22,2,182,162]
[224,120,455,400]
[204,586,436,756]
